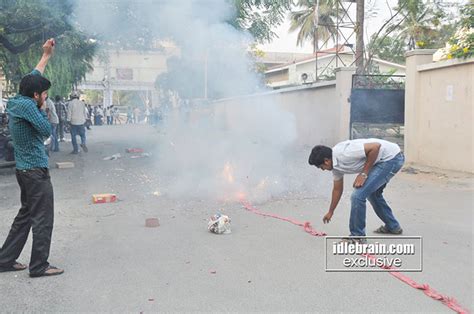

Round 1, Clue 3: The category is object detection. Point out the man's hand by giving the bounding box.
[323,211,334,224]
[39,101,47,111]
[35,38,55,74]
[353,173,367,188]
[42,38,55,57]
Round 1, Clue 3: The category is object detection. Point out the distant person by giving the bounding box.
[0,39,64,278]
[96,106,104,125]
[145,106,150,124]
[45,97,59,152]
[54,95,66,142]
[85,104,92,130]
[67,91,88,154]
[133,107,140,124]
[105,106,112,125]
[93,106,99,125]
[308,138,404,243]
[126,107,133,124]
[113,107,121,124]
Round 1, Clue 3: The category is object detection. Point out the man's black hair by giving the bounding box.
[18,74,51,98]
[54,95,61,102]
[308,145,332,166]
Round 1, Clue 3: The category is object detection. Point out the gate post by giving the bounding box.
[335,67,356,142]
[404,50,436,163]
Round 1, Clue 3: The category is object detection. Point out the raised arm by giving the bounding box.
[34,38,55,74]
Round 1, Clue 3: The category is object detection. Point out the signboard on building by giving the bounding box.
[116,68,133,80]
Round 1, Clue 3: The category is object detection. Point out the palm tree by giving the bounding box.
[395,0,440,50]
[289,0,339,53]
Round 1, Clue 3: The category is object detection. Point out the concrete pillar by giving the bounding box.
[103,88,113,108]
[404,50,436,163]
[335,67,356,142]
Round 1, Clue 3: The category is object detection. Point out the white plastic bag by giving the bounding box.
[103,153,121,161]
[208,214,231,234]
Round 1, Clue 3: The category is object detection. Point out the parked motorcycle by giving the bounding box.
[0,118,15,169]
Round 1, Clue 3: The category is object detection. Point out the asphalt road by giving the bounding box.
[0,124,472,312]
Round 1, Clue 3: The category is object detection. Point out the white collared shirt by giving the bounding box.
[332,138,401,181]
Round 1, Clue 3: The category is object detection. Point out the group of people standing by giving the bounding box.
[126,106,162,125]
[45,92,88,154]
[93,106,120,126]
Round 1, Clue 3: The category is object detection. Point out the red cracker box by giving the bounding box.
[126,148,144,153]
[92,194,117,204]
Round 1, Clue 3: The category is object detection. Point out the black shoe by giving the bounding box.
[70,151,79,155]
[80,144,88,153]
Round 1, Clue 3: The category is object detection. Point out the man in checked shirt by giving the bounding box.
[0,39,64,277]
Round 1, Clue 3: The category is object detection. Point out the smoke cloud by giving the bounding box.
[73,0,323,202]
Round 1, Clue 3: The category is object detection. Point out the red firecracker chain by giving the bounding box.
[241,200,326,236]
[240,199,469,314]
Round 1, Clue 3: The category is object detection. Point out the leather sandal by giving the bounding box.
[30,265,64,278]
[0,262,27,273]
[374,225,403,234]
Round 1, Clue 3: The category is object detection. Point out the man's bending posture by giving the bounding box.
[308,138,405,240]
[0,39,63,277]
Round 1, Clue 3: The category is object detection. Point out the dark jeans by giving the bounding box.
[58,121,65,140]
[70,124,86,153]
[0,168,54,275]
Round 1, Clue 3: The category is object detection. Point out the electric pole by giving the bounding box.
[355,0,365,74]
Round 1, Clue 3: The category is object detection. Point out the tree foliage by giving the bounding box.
[367,35,406,64]
[232,0,293,43]
[288,0,338,52]
[0,0,97,97]
[0,0,73,54]
[367,0,462,66]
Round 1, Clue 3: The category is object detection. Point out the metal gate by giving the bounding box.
[350,75,405,148]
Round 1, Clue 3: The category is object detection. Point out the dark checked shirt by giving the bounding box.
[6,69,51,170]
[54,100,66,122]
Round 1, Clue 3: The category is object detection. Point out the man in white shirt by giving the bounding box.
[308,138,405,239]
[45,98,59,152]
[66,91,88,154]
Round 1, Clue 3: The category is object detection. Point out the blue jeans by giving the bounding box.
[70,124,86,153]
[50,123,59,152]
[349,152,405,236]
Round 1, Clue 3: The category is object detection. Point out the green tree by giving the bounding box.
[366,0,460,70]
[232,0,293,43]
[288,0,338,52]
[1,31,96,97]
[83,90,103,105]
[367,35,406,64]
[0,0,73,54]
[0,0,97,97]
[395,0,445,49]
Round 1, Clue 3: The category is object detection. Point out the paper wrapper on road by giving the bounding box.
[56,162,74,169]
[208,214,231,234]
[92,193,117,204]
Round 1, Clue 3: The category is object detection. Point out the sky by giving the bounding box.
[259,0,466,53]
